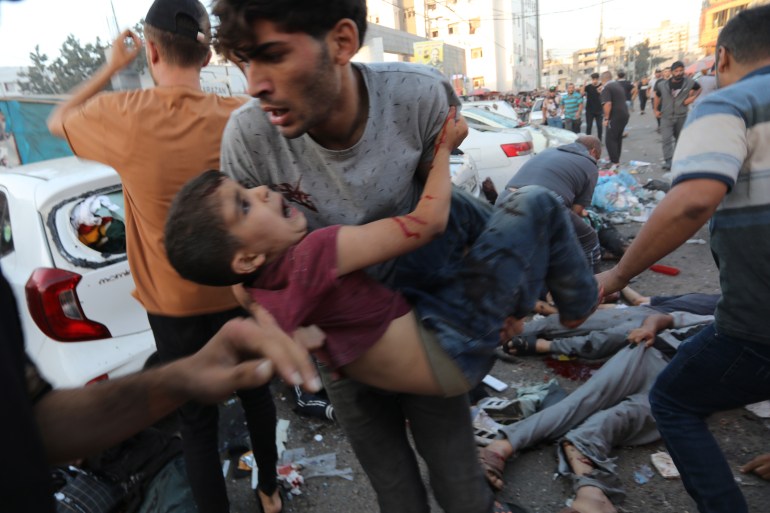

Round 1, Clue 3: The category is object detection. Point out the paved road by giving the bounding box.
[225,108,770,512]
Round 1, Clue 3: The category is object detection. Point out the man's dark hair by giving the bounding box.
[717,4,770,64]
[616,70,626,79]
[590,72,599,79]
[212,0,367,58]
[165,170,244,286]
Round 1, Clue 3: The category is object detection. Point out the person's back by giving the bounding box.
[47,2,280,512]
[502,142,598,207]
[602,81,629,121]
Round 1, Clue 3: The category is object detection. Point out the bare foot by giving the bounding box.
[570,486,617,513]
[620,286,649,306]
[258,488,282,513]
[480,440,514,491]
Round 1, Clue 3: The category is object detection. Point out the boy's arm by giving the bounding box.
[335,109,466,276]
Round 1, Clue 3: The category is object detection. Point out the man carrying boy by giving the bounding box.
[47,1,281,512]
[213,1,507,511]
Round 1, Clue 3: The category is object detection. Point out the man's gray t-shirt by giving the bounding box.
[221,62,459,233]
[500,142,598,207]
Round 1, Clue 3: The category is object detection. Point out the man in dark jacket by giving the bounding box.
[653,60,701,169]
[498,136,602,271]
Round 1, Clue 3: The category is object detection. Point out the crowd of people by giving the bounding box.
[4,1,770,513]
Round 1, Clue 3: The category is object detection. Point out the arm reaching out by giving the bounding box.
[335,107,467,275]
[741,454,770,480]
[48,30,142,138]
[35,304,319,464]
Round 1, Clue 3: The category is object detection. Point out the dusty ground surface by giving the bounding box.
[223,109,770,512]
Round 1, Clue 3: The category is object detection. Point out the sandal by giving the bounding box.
[502,333,539,356]
[479,447,507,491]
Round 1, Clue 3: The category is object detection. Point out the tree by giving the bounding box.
[631,40,666,79]
[131,21,148,76]
[18,36,108,94]
[17,46,58,95]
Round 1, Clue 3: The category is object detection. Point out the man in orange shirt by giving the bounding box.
[48,1,281,512]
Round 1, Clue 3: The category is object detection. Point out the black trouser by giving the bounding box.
[569,209,601,273]
[148,307,277,513]
[605,115,628,164]
[585,111,603,141]
[639,94,648,112]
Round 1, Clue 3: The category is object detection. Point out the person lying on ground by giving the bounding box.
[502,291,719,359]
[164,109,599,397]
[479,310,712,513]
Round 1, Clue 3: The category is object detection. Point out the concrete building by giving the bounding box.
[366,0,541,93]
[541,57,574,90]
[644,20,690,67]
[0,68,24,97]
[699,0,770,54]
[572,36,626,83]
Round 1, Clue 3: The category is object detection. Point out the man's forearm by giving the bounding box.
[35,363,186,463]
[603,102,611,120]
[641,313,675,335]
[612,179,726,285]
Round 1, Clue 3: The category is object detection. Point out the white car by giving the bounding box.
[0,157,156,388]
[450,152,482,198]
[458,126,532,195]
[462,105,578,154]
[462,100,522,122]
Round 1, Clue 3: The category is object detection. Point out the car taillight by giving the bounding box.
[25,268,111,342]
[500,142,533,157]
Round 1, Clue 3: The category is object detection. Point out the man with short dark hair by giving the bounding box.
[48,1,281,512]
[562,82,583,133]
[583,72,604,140]
[212,1,503,512]
[599,70,629,168]
[653,60,700,170]
[543,85,564,128]
[598,5,770,511]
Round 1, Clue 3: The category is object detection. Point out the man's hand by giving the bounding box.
[627,326,656,347]
[596,267,629,296]
[177,304,320,404]
[654,110,662,119]
[741,454,770,480]
[109,29,142,71]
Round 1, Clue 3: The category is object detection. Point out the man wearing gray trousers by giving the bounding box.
[481,305,713,512]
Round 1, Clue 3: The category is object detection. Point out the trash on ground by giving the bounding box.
[276,418,290,456]
[686,239,707,245]
[313,434,323,442]
[746,400,770,418]
[649,264,680,276]
[634,463,655,484]
[651,451,680,479]
[482,374,509,391]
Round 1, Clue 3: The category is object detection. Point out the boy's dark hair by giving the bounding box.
[590,72,599,79]
[717,4,770,64]
[212,0,367,57]
[144,0,212,67]
[616,70,626,79]
[165,170,244,286]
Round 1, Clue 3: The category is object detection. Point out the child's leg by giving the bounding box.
[410,186,597,385]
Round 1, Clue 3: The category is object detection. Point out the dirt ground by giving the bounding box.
[224,109,770,512]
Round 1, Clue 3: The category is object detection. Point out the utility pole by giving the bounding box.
[596,0,604,74]
[535,0,541,88]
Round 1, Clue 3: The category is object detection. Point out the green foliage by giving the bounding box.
[18,36,108,94]
[631,40,667,79]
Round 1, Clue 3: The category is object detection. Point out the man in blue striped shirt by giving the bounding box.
[562,82,583,133]
[598,5,770,512]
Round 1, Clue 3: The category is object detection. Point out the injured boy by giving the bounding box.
[164,109,598,397]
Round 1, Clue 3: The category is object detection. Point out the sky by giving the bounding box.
[0,0,704,68]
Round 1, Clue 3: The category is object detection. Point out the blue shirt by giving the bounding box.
[562,91,583,119]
